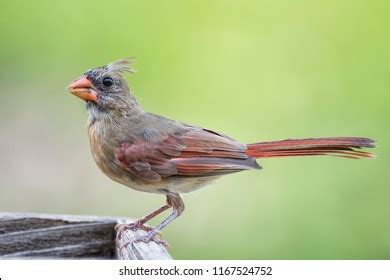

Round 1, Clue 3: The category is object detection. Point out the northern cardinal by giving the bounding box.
[68,59,375,246]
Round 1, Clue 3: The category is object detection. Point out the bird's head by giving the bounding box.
[68,58,141,118]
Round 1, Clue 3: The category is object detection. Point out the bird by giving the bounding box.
[67,58,375,247]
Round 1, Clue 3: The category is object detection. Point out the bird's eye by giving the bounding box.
[103,77,114,87]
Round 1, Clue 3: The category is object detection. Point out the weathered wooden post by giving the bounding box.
[0,212,172,260]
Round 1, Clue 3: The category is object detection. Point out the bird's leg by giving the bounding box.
[135,199,172,228]
[142,193,185,240]
[115,196,172,237]
[118,193,185,250]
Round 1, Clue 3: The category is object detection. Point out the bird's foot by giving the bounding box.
[115,220,150,232]
[115,220,163,239]
[118,229,170,251]
[115,221,169,250]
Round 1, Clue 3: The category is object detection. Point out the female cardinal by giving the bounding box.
[68,59,375,246]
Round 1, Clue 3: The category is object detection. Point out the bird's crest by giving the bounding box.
[105,58,136,74]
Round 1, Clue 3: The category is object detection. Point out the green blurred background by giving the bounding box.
[0,0,388,259]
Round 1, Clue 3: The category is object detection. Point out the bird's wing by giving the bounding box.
[116,128,260,182]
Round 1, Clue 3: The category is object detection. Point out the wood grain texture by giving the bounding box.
[0,212,172,260]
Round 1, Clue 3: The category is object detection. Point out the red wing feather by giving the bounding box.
[117,128,260,182]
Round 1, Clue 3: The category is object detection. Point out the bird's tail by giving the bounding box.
[246,137,376,159]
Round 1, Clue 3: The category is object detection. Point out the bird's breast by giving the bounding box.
[87,121,220,194]
[88,122,130,187]
[87,122,167,194]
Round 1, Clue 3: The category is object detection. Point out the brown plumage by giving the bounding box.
[67,59,376,247]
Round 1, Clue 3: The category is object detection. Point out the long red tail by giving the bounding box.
[246,137,375,159]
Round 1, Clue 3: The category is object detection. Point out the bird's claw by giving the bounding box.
[116,221,149,231]
[115,220,157,239]
[118,230,170,251]
[115,222,168,251]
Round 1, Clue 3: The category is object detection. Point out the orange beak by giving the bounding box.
[67,76,98,102]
